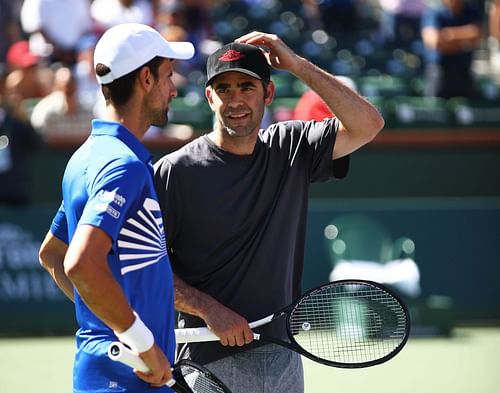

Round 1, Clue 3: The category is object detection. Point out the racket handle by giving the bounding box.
[108,342,177,387]
[175,328,260,344]
[249,315,273,328]
[108,341,149,372]
[175,327,221,343]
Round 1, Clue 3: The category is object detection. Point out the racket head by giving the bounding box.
[173,359,232,393]
[286,279,410,368]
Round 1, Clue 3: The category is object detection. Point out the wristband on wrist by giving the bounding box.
[114,312,154,353]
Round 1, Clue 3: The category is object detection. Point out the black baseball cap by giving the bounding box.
[205,42,271,86]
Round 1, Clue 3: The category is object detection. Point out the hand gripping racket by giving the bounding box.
[108,341,232,393]
[175,279,410,368]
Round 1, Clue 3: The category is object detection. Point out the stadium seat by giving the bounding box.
[357,75,411,98]
[324,213,394,263]
[324,213,421,298]
[448,97,500,127]
[384,96,452,128]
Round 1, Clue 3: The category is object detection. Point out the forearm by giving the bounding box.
[64,225,135,333]
[48,261,74,301]
[491,3,500,40]
[39,232,74,301]
[69,261,135,332]
[437,25,483,53]
[291,57,384,156]
[173,273,219,320]
[173,273,254,346]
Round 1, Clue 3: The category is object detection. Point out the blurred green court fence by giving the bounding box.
[324,213,454,337]
[1,196,499,336]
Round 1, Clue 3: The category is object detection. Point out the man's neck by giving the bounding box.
[104,105,147,141]
[208,129,258,156]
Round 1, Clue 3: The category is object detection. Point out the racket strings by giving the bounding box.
[177,364,229,393]
[289,283,408,365]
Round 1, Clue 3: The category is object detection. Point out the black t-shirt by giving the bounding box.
[154,118,348,364]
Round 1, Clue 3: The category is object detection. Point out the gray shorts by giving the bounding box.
[204,344,304,393]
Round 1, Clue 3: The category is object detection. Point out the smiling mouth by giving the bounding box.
[227,112,250,120]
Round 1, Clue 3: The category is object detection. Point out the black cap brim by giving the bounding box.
[205,68,265,86]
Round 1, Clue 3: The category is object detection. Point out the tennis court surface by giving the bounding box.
[0,327,498,393]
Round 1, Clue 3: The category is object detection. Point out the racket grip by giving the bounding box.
[175,327,219,343]
[108,341,149,372]
[108,342,177,388]
[175,328,260,344]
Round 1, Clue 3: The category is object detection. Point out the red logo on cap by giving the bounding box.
[219,50,245,62]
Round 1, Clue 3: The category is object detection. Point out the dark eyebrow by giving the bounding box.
[213,82,230,90]
[238,81,257,88]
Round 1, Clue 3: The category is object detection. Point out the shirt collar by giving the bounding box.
[91,120,152,164]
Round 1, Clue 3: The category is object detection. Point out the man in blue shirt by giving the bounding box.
[38,23,194,392]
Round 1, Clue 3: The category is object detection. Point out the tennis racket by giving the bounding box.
[108,341,232,393]
[175,279,410,368]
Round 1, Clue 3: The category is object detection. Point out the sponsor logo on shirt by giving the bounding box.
[97,190,126,207]
[105,205,120,219]
[94,202,121,219]
[94,190,126,219]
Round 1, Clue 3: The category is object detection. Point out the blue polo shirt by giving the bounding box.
[51,120,175,392]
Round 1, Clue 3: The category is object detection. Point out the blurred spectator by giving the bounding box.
[90,0,155,34]
[73,34,105,117]
[301,0,360,35]
[490,0,500,43]
[377,0,426,49]
[30,66,93,138]
[20,0,93,65]
[293,76,357,121]
[165,25,192,76]
[0,0,22,63]
[294,90,333,121]
[157,0,217,71]
[0,62,44,206]
[5,40,51,119]
[489,0,500,73]
[421,0,484,99]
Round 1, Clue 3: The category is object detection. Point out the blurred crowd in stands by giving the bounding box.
[1,0,500,205]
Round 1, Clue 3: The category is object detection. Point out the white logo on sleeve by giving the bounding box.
[117,198,167,274]
[95,190,127,219]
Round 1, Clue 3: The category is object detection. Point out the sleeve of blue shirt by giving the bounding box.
[79,158,148,251]
[421,7,438,29]
[50,201,69,244]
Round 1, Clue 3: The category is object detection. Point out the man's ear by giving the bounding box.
[138,66,154,92]
[205,86,216,110]
[264,80,275,106]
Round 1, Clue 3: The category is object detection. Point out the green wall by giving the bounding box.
[1,140,498,335]
[30,144,500,205]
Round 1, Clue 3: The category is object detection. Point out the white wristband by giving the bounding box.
[114,312,154,353]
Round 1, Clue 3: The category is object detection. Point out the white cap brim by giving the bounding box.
[94,23,195,85]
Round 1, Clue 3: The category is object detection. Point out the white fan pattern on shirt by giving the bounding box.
[117,197,167,275]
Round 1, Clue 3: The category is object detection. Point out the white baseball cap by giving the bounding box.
[94,23,195,85]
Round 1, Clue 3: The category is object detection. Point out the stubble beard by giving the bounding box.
[223,124,254,138]
[151,110,168,128]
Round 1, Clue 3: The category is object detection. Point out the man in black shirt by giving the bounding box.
[154,31,384,393]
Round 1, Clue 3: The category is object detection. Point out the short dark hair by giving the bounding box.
[96,56,165,106]
[262,79,271,99]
